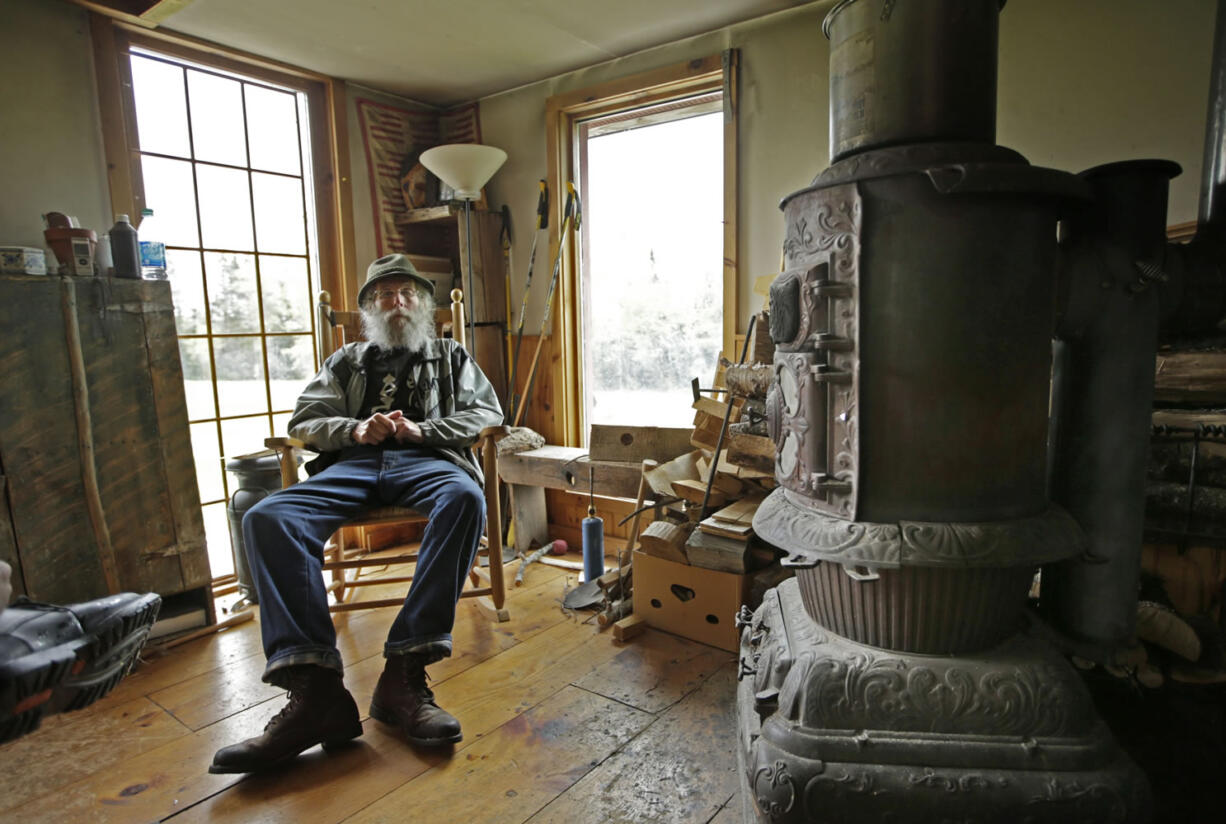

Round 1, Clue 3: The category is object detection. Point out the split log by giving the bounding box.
[637,520,692,565]
[726,433,775,474]
[723,362,773,399]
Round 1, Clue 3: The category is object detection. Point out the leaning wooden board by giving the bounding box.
[0,275,210,603]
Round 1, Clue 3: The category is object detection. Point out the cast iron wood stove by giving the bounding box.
[736,1,1175,821]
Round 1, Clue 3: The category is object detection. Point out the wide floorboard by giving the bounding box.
[0,551,742,823]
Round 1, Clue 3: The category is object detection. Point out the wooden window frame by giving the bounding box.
[89,13,357,303]
[544,51,740,447]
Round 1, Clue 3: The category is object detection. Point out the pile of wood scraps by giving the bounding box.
[636,447,777,575]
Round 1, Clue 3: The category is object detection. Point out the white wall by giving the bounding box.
[478,0,1217,332]
[1,0,1215,320]
[0,0,113,250]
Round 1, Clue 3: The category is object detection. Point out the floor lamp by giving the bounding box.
[419,144,507,358]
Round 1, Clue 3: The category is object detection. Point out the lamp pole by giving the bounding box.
[463,197,477,357]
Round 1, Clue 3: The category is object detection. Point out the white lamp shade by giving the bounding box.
[419,144,507,200]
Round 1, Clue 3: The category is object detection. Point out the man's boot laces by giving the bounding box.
[398,655,435,702]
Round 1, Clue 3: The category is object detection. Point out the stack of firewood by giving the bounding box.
[634,312,781,574]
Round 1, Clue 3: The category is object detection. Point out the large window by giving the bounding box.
[578,95,724,428]
[94,19,352,581]
[545,52,739,445]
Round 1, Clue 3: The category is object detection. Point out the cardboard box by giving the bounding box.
[632,550,747,651]
[0,246,46,275]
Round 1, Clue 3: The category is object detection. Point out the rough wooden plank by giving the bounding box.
[613,613,648,642]
[526,663,741,824]
[572,627,730,713]
[498,445,642,498]
[0,696,191,816]
[0,474,25,597]
[457,210,507,326]
[588,425,693,464]
[0,276,107,602]
[345,685,654,824]
[671,478,727,508]
[510,483,549,552]
[1154,348,1226,404]
[138,280,209,589]
[473,323,509,408]
[709,495,764,527]
[725,432,775,474]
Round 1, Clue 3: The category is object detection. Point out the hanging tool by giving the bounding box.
[505,180,549,423]
[499,204,514,382]
[582,465,605,583]
[514,182,580,428]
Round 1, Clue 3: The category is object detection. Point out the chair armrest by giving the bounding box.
[264,436,308,488]
[477,425,511,445]
[265,436,308,450]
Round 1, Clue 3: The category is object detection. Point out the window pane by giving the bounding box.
[179,338,216,419]
[187,70,248,167]
[214,335,267,417]
[191,421,223,503]
[205,252,259,333]
[168,249,206,334]
[272,411,294,439]
[202,501,234,579]
[130,55,190,158]
[268,334,315,411]
[197,165,254,251]
[260,255,311,332]
[140,155,199,247]
[220,415,272,460]
[246,85,301,175]
[585,111,723,428]
[252,173,307,254]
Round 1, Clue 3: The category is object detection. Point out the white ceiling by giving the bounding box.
[156,0,825,106]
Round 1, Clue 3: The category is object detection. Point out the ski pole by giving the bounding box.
[515,182,579,428]
[506,180,549,423]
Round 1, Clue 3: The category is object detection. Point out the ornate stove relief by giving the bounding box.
[768,183,862,519]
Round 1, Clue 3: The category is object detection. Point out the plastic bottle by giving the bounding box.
[109,214,140,279]
[138,208,167,280]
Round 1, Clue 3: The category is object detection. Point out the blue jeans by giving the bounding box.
[242,446,485,685]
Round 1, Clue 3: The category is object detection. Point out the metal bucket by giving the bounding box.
[824,0,1005,161]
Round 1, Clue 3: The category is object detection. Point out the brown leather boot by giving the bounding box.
[209,665,362,774]
[369,653,462,746]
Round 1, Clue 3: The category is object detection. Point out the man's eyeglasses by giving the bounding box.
[373,287,421,302]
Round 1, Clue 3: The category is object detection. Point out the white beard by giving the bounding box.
[361,294,437,353]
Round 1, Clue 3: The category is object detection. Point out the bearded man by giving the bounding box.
[210,254,502,774]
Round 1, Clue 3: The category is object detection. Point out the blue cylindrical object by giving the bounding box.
[582,516,605,582]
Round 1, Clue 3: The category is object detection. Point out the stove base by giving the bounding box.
[737,579,1151,823]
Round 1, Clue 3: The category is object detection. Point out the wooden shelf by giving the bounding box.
[395,205,463,226]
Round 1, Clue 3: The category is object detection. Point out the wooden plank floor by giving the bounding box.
[0,551,744,823]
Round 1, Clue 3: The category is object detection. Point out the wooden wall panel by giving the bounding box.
[0,276,209,602]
